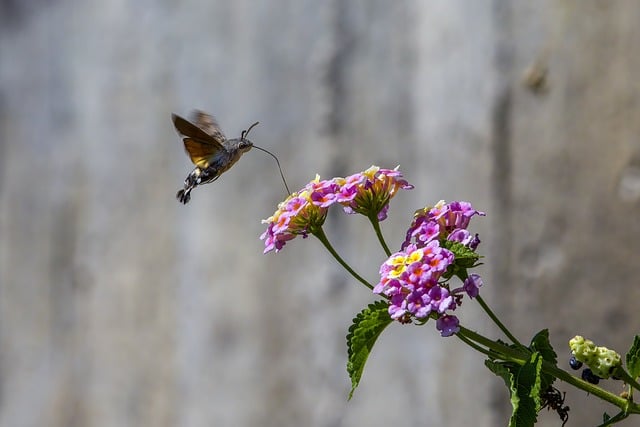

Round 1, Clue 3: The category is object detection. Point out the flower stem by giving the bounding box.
[615,369,640,393]
[541,360,637,411]
[457,326,640,413]
[455,332,493,357]
[311,226,374,290]
[458,326,528,362]
[475,295,524,348]
[368,214,392,257]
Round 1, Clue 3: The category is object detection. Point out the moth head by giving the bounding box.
[238,139,254,153]
[238,121,259,153]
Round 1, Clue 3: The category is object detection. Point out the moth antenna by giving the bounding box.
[253,145,291,196]
[241,121,260,139]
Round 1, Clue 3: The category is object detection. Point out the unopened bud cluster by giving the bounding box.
[569,336,621,379]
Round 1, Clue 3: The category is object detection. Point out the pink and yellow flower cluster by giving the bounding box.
[261,166,413,253]
[402,200,484,250]
[336,165,414,220]
[374,200,485,336]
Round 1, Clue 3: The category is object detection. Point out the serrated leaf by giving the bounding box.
[442,240,479,268]
[597,411,628,426]
[485,359,515,390]
[440,241,480,280]
[346,301,392,400]
[625,335,640,380]
[530,329,557,391]
[509,353,543,427]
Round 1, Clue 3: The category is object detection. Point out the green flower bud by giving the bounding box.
[569,335,597,363]
[569,335,621,379]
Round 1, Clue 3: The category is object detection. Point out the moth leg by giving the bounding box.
[176,168,202,204]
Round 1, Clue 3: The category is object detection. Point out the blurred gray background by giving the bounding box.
[1,1,640,426]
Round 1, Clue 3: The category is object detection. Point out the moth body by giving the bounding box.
[172,111,255,204]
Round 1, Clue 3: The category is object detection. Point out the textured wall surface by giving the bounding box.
[1,1,639,426]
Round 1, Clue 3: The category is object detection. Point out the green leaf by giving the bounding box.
[346,301,392,400]
[486,352,548,427]
[441,240,480,279]
[509,353,543,427]
[485,359,515,390]
[625,335,640,380]
[443,241,479,265]
[530,329,557,391]
[597,411,629,426]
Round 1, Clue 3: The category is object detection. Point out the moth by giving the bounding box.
[172,110,289,204]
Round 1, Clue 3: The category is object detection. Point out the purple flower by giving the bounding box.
[436,315,460,337]
[447,228,472,244]
[389,293,409,320]
[335,165,413,221]
[406,290,432,319]
[406,259,434,287]
[427,286,455,314]
[262,167,412,253]
[308,178,341,208]
[261,180,331,253]
[422,240,455,274]
[377,201,486,336]
[402,200,484,250]
[375,243,457,324]
[445,201,485,229]
[467,233,481,250]
[401,216,441,250]
[463,274,483,298]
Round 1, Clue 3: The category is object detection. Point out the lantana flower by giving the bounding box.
[376,200,485,336]
[261,175,333,253]
[403,200,485,250]
[336,165,413,220]
[374,241,456,332]
[261,166,413,253]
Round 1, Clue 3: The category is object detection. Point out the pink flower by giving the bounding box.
[463,274,483,298]
[261,183,330,253]
[307,178,341,208]
[336,166,413,221]
[377,202,485,336]
[436,315,460,337]
[402,200,484,249]
[261,167,412,252]
[375,242,454,321]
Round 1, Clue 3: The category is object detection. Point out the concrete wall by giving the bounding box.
[1,1,639,426]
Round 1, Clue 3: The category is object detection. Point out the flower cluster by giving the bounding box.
[374,200,485,336]
[260,175,331,253]
[569,335,622,380]
[402,200,484,250]
[261,166,413,253]
[374,242,455,320]
[335,165,414,220]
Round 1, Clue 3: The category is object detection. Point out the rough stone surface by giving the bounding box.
[1,1,639,426]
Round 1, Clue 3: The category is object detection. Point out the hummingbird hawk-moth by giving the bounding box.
[172,110,290,204]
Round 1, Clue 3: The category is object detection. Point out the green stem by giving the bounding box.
[457,326,640,413]
[476,295,524,348]
[458,326,528,362]
[456,332,493,357]
[311,226,374,291]
[615,369,640,393]
[368,214,392,256]
[595,412,629,427]
[541,360,636,411]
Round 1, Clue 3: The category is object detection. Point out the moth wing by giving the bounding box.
[182,137,223,168]
[190,110,227,143]
[172,113,225,168]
